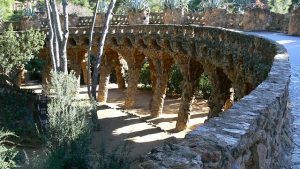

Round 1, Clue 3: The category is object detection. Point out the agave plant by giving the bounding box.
[0,129,18,169]
[98,1,109,13]
[123,0,150,12]
[197,0,225,12]
[163,0,190,10]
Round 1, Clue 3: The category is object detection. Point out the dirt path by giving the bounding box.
[89,84,209,161]
[21,83,209,163]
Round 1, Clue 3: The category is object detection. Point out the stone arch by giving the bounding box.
[145,51,174,117]
[69,37,77,46]
[123,37,133,47]
[205,66,233,118]
[175,57,204,131]
[96,48,126,102]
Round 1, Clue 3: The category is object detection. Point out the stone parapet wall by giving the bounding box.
[4,9,299,34]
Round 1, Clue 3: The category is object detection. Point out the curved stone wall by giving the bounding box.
[3,7,299,34]
[38,25,291,168]
[109,26,289,169]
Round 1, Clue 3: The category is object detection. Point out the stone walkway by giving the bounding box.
[251,32,300,168]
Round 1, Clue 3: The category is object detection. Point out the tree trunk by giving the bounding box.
[86,0,100,99]
[44,0,69,73]
[91,0,117,99]
[45,0,57,72]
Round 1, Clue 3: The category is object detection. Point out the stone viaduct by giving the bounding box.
[45,25,290,169]
[3,5,298,168]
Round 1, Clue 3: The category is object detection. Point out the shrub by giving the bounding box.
[0,129,18,169]
[0,25,45,85]
[93,142,132,169]
[168,64,183,95]
[138,63,212,99]
[25,56,45,81]
[198,74,212,99]
[0,87,38,144]
[140,61,151,88]
[42,71,93,169]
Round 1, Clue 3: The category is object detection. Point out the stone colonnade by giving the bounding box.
[39,25,272,131]
[40,45,236,131]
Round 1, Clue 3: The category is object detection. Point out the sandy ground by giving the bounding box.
[21,82,209,163]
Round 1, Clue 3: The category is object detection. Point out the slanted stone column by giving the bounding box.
[149,59,157,93]
[150,57,173,117]
[125,66,142,108]
[81,59,89,85]
[97,61,112,102]
[115,55,126,89]
[175,60,203,131]
[68,48,86,87]
[39,48,52,93]
[96,49,127,102]
[42,63,52,94]
[206,67,232,118]
[234,82,254,100]
[115,48,145,108]
[120,50,145,109]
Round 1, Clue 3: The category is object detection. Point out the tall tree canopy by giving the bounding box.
[268,0,292,13]
[0,25,45,84]
[0,0,15,20]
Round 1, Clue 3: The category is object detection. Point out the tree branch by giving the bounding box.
[86,0,100,99]
[91,0,117,99]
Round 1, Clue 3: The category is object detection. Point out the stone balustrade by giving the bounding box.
[3,7,299,34]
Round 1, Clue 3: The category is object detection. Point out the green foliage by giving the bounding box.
[98,1,109,13]
[57,2,93,16]
[163,0,190,10]
[140,61,151,88]
[268,0,292,13]
[94,142,132,169]
[122,0,150,12]
[0,129,18,169]
[138,63,212,98]
[0,25,45,74]
[25,56,45,80]
[197,0,225,11]
[0,88,38,144]
[7,10,24,22]
[43,71,93,169]
[0,0,15,21]
[168,64,183,94]
[188,0,252,13]
[197,74,212,99]
[57,0,90,7]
